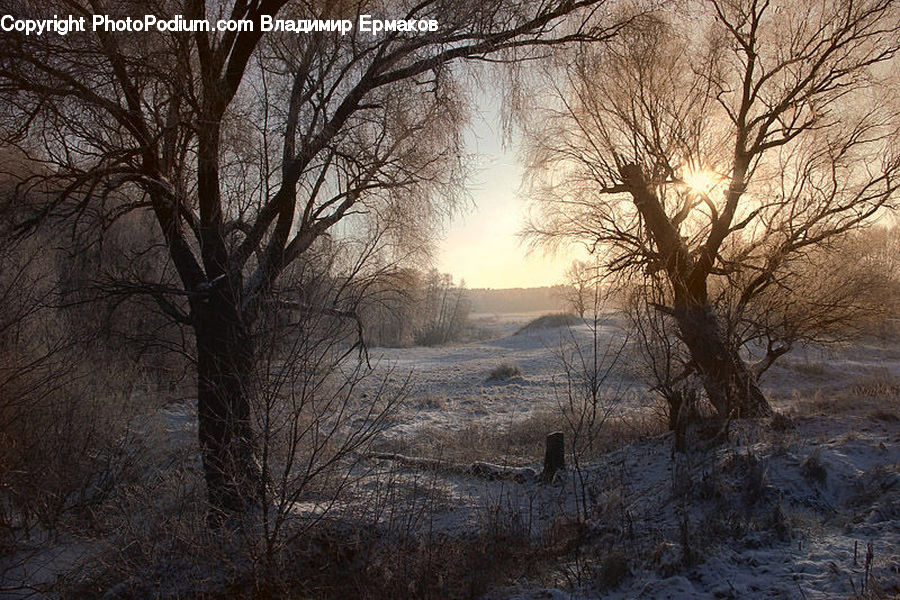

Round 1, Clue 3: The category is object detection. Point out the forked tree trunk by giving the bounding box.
[194,288,260,522]
[673,303,771,419]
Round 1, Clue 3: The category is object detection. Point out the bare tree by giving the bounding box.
[523,0,900,419]
[0,0,631,518]
[248,245,405,568]
[553,275,627,518]
[416,269,469,345]
[559,258,601,318]
[357,267,423,347]
[624,274,694,432]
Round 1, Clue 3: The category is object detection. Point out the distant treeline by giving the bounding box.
[360,281,571,347]
[465,286,565,315]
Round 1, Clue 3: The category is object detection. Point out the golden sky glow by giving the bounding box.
[436,98,580,289]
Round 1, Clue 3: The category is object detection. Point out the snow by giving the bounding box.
[359,314,900,599]
[488,411,899,599]
[370,312,641,437]
[3,311,898,598]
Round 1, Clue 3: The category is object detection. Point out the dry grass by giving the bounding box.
[378,408,666,466]
[781,358,831,378]
[790,371,900,419]
[869,410,899,423]
[412,393,448,410]
[255,520,542,600]
[800,449,828,485]
[486,363,522,382]
[850,372,900,400]
[375,410,563,465]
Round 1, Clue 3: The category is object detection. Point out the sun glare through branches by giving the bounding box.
[681,168,721,196]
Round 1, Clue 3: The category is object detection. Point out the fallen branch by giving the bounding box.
[365,452,537,483]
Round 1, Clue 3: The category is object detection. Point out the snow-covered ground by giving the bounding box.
[369,311,900,435]
[3,311,899,598]
[368,311,646,437]
[361,313,900,598]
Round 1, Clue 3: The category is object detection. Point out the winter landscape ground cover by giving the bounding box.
[3,311,898,599]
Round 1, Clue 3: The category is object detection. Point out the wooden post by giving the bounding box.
[541,431,565,483]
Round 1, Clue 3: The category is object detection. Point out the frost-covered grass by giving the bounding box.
[514,313,579,336]
[3,313,900,598]
[487,362,523,382]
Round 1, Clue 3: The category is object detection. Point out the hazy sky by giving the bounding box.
[436,90,579,290]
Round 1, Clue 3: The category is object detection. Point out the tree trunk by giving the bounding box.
[673,303,771,418]
[194,286,260,522]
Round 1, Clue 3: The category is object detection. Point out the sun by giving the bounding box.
[682,169,720,196]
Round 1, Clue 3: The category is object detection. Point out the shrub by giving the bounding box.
[487,363,522,382]
[771,412,795,432]
[0,239,144,537]
[596,549,629,590]
[801,449,828,485]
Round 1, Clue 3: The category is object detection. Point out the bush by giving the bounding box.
[0,344,142,535]
[801,449,828,485]
[596,549,629,590]
[0,232,161,553]
[487,363,522,381]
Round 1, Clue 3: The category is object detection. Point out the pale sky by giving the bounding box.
[436,91,579,289]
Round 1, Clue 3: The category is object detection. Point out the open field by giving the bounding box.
[4,312,898,599]
[4,1,899,596]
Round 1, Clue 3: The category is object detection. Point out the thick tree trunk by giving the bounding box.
[194,286,260,522]
[620,163,770,419]
[673,303,771,418]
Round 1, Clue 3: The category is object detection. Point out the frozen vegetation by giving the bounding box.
[3,311,898,599]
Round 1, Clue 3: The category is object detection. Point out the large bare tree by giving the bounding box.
[524,0,900,418]
[0,0,631,519]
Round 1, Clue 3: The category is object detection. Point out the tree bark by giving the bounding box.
[194,283,260,522]
[673,303,771,418]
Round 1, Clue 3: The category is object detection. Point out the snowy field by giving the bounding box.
[360,312,900,599]
[3,311,899,599]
